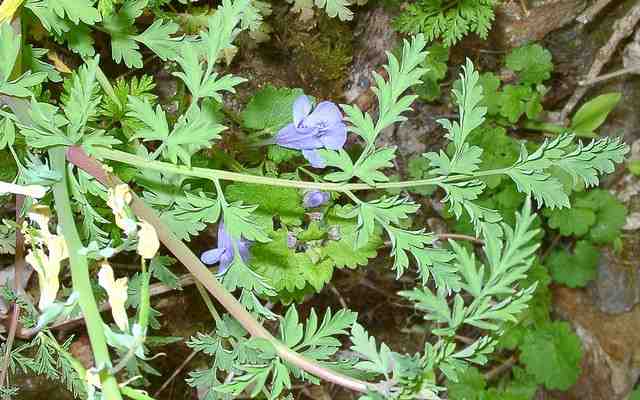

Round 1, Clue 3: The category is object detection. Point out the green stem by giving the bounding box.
[195,281,223,326]
[94,64,123,112]
[92,147,453,191]
[49,147,123,400]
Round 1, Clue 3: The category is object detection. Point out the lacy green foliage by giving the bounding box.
[479,44,552,124]
[139,170,217,241]
[546,240,599,288]
[99,74,157,133]
[394,0,498,46]
[0,1,629,398]
[101,2,180,68]
[0,23,47,97]
[24,0,270,67]
[415,43,449,101]
[519,321,583,390]
[9,332,86,399]
[0,221,16,254]
[497,261,551,351]
[250,228,335,296]
[400,199,538,336]
[188,308,357,400]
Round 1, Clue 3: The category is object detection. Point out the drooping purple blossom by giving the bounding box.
[200,223,250,274]
[286,231,297,249]
[275,95,347,168]
[303,190,330,208]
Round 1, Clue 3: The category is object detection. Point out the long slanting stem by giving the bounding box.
[66,146,374,394]
[49,147,123,400]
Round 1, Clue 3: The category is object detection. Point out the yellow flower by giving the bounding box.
[107,184,136,234]
[0,0,24,23]
[98,261,129,332]
[137,219,159,260]
[25,206,68,310]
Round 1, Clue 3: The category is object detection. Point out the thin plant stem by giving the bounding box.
[579,65,640,86]
[66,146,375,394]
[90,147,487,192]
[436,233,484,245]
[195,281,223,326]
[49,147,123,400]
[153,349,198,398]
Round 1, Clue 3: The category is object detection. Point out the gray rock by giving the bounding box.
[492,0,588,49]
[591,246,640,314]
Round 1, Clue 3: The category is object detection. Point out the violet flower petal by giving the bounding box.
[275,124,322,150]
[303,101,343,127]
[218,250,235,274]
[302,149,326,168]
[292,95,312,127]
[217,223,233,250]
[287,232,297,249]
[318,123,347,150]
[201,248,225,265]
[202,222,253,275]
[303,190,330,208]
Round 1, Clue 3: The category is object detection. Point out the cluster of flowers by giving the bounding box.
[201,95,343,273]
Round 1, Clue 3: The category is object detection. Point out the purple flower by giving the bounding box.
[275,95,347,168]
[200,223,250,274]
[287,231,297,249]
[303,190,330,208]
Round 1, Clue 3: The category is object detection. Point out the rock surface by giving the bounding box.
[590,243,640,314]
[554,286,640,400]
[492,0,588,49]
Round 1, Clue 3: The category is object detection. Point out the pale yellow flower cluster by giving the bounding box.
[106,184,159,260]
[98,261,129,332]
[106,184,136,234]
[24,205,69,310]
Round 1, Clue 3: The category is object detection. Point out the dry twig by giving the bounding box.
[484,355,518,381]
[560,3,640,121]
[153,350,198,397]
[579,64,640,86]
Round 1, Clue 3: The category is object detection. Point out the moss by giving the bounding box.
[272,11,354,99]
